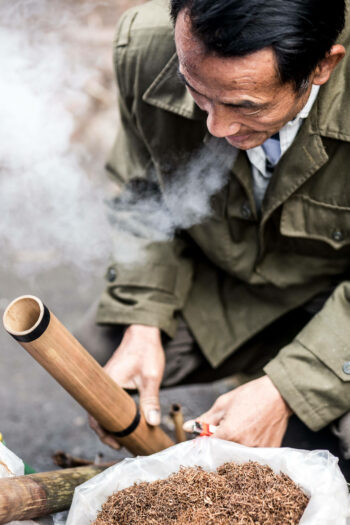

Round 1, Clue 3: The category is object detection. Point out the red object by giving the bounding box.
[192,421,216,437]
[198,422,213,437]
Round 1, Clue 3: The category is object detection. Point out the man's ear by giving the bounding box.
[313,44,345,86]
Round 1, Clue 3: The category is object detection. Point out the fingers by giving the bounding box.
[192,403,226,428]
[183,419,195,433]
[140,394,161,426]
[183,394,232,434]
[183,410,223,434]
[197,407,225,426]
[88,415,121,451]
[139,376,161,426]
[103,328,165,427]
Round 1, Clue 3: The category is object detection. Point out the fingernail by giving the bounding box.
[147,409,160,426]
[183,420,194,432]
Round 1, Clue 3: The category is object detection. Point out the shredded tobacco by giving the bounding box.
[93,461,309,525]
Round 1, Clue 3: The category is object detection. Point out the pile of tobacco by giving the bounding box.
[93,461,309,524]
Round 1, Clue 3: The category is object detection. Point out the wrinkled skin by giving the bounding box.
[183,376,293,447]
[175,9,344,150]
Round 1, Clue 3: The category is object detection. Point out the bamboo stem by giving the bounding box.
[170,403,187,443]
[0,465,105,524]
[3,296,174,456]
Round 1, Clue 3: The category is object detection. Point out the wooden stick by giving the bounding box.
[3,296,174,456]
[52,450,117,469]
[170,403,187,443]
[0,465,105,524]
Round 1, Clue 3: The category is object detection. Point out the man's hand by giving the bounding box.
[89,324,165,449]
[184,376,292,447]
[104,324,165,425]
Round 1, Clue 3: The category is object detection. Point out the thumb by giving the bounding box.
[139,377,161,426]
[183,405,225,433]
[183,419,196,433]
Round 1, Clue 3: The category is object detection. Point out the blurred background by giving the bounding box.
[0,0,227,473]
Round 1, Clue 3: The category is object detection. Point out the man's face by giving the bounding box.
[175,10,312,150]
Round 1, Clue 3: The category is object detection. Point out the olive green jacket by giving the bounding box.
[97,0,350,431]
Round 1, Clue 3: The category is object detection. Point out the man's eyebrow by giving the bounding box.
[177,68,269,110]
[177,69,202,95]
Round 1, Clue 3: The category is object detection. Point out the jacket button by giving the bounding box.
[332,230,344,242]
[107,267,117,282]
[241,202,252,219]
[343,362,350,375]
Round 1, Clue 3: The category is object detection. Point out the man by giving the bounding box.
[88,0,350,452]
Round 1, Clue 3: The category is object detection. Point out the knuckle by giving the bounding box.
[141,395,159,406]
[145,371,160,382]
[217,393,230,406]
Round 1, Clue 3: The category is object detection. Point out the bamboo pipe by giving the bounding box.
[0,465,105,524]
[170,403,187,443]
[3,295,174,455]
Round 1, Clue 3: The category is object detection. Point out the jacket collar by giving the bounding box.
[292,19,350,142]
[143,52,205,121]
[315,47,350,141]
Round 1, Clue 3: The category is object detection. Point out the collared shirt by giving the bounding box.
[247,84,320,211]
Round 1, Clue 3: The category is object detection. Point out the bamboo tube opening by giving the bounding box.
[3,295,43,336]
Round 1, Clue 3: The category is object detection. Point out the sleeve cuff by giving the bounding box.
[265,283,350,431]
[96,294,178,338]
[264,348,326,431]
[264,338,350,432]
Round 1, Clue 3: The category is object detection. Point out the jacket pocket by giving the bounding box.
[281,195,350,250]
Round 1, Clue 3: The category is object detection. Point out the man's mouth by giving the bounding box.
[226,133,253,145]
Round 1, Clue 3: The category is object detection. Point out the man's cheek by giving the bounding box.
[248,114,289,131]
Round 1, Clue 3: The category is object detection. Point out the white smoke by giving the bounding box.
[0,0,111,276]
[108,138,238,264]
[0,0,237,277]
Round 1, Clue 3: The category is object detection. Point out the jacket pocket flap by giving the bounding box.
[281,195,350,249]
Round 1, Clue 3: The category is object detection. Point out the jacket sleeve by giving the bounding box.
[264,281,350,431]
[96,15,194,337]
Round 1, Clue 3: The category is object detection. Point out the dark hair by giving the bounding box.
[170,0,346,91]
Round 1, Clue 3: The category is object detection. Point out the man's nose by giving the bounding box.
[206,106,241,138]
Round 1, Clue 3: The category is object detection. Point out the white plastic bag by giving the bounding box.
[67,438,350,525]
[0,440,24,478]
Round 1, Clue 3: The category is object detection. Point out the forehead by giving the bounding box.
[174,10,282,98]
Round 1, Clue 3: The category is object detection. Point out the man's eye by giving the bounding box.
[233,106,263,117]
[244,108,262,116]
[188,86,203,97]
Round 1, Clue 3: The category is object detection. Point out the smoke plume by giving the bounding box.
[107,138,237,265]
[0,0,237,278]
[0,0,111,277]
